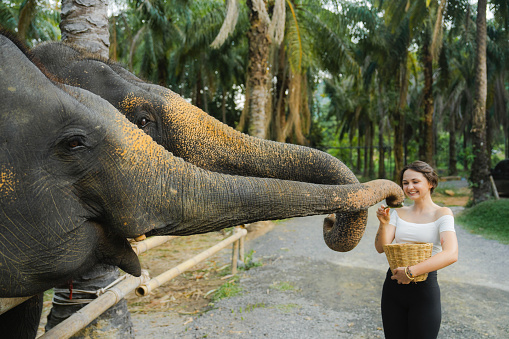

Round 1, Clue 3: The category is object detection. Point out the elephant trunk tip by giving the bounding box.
[323,214,335,233]
[385,192,405,208]
[322,213,363,253]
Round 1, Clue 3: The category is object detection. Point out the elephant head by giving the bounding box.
[1,33,403,297]
[32,42,402,252]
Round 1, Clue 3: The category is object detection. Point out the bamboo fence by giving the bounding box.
[40,227,246,339]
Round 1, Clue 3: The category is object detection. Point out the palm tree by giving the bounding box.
[380,0,450,167]
[0,0,60,46]
[489,0,509,159]
[433,1,476,175]
[470,0,491,203]
[60,0,109,58]
[110,0,190,85]
[210,0,285,139]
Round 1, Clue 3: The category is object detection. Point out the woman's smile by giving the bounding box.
[402,169,432,200]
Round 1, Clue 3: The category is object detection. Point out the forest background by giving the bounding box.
[1,0,507,204]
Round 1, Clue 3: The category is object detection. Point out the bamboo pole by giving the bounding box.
[232,237,239,275]
[0,296,31,315]
[490,175,500,200]
[131,235,176,256]
[136,228,247,297]
[239,233,245,263]
[40,271,150,339]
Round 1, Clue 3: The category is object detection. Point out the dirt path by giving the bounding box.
[131,205,509,338]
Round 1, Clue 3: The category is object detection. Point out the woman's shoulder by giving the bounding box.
[391,206,409,218]
[434,206,454,220]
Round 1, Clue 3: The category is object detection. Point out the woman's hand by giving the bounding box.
[391,267,413,284]
[376,205,391,224]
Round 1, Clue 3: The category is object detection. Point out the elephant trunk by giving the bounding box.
[147,154,405,237]
[137,83,359,185]
[96,122,404,240]
[140,84,375,251]
[322,180,404,252]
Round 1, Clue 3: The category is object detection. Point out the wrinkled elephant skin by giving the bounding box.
[1,32,404,298]
[32,42,404,251]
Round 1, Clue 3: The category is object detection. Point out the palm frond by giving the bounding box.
[285,0,302,73]
[210,0,239,48]
[0,2,17,31]
[268,0,285,45]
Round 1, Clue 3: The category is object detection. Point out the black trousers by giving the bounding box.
[381,269,441,339]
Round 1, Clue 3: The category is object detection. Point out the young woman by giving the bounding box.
[375,161,458,339]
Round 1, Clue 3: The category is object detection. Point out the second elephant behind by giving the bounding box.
[33,42,404,251]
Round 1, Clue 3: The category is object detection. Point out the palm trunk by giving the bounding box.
[17,0,37,41]
[60,0,110,59]
[463,127,469,171]
[394,55,408,180]
[486,109,492,168]
[357,128,362,174]
[363,122,371,178]
[422,38,434,166]
[246,0,270,139]
[378,82,386,179]
[274,42,288,142]
[448,112,458,176]
[222,88,227,123]
[369,120,375,178]
[471,0,491,204]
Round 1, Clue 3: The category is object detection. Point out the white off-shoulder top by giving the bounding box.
[389,210,456,256]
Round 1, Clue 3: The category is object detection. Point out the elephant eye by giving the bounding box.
[67,136,85,150]
[137,117,151,129]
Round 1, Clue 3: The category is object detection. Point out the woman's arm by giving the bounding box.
[374,205,396,253]
[391,231,458,284]
[407,231,458,276]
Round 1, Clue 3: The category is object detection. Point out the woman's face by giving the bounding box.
[401,169,433,200]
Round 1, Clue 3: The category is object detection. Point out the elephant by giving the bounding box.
[1,30,404,337]
[33,41,383,253]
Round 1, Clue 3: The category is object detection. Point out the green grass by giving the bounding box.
[242,303,267,312]
[434,186,469,196]
[456,199,509,244]
[212,278,242,302]
[270,281,298,292]
[43,289,54,302]
[239,250,263,271]
[273,303,300,313]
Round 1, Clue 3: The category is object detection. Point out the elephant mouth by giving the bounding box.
[91,222,142,277]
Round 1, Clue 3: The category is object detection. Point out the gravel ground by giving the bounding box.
[132,201,509,338]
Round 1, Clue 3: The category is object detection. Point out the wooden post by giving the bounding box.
[232,237,239,275]
[489,175,500,200]
[239,234,245,263]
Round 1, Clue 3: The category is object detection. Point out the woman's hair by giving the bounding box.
[399,161,439,194]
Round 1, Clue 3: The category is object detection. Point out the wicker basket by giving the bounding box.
[383,242,433,282]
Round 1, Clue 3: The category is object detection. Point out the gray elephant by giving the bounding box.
[33,41,388,252]
[1,31,403,337]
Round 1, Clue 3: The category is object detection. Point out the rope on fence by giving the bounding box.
[39,271,151,339]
